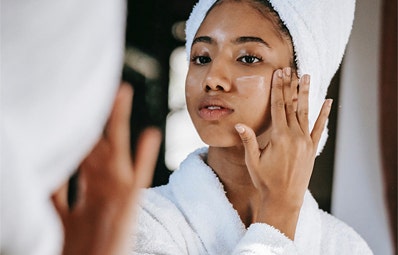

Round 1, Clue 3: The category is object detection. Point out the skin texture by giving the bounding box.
[186,0,332,240]
[52,83,162,255]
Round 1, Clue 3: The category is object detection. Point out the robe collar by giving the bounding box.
[169,147,321,255]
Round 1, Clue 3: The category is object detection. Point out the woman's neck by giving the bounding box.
[207,146,261,228]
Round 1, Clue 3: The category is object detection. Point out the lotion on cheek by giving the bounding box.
[235,75,269,94]
[235,75,272,135]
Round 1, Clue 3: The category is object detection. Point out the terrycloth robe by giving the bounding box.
[132,148,372,254]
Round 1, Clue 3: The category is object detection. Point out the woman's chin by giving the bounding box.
[201,135,242,148]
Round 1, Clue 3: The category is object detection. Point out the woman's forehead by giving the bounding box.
[195,1,287,47]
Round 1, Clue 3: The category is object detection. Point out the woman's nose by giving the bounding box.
[203,59,231,92]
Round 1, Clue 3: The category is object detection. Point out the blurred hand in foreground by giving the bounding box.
[52,83,162,255]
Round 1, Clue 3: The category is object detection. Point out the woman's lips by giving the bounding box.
[198,100,234,121]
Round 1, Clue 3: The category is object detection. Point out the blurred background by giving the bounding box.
[123,0,396,254]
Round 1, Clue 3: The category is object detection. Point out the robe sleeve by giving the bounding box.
[232,223,298,255]
[232,214,373,255]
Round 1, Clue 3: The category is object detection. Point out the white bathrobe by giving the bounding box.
[132,148,372,254]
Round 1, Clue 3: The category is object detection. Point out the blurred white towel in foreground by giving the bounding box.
[1,1,125,254]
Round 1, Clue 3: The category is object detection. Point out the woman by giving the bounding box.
[133,0,372,254]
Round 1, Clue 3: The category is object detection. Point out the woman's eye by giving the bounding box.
[192,56,211,65]
[239,55,261,64]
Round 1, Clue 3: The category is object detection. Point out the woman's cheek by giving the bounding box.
[235,75,270,109]
[235,75,269,95]
[235,75,271,133]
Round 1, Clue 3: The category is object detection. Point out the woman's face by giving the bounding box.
[186,0,293,147]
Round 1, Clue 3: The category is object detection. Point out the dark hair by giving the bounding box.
[207,0,297,71]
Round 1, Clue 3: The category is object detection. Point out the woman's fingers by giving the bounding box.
[101,82,135,182]
[133,127,162,188]
[235,124,261,180]
[282,68,292,105]
[297,75,310,134]
[51,181,69,225]
[282,67,300,128]
[292,77,299,113]
[271,69,288,129]
[311,99,333,145]
[106,82,134,155]
[282,68,293,115]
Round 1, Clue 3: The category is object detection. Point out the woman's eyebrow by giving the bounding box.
[233,36,271,48]
[192,36,213,45]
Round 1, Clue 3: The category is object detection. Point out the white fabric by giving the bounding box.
[1,1,126,254]
[132,148,372,254]
[185,0,356,154]
[332,0,394,253]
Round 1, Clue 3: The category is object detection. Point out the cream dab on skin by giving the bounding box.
[235,75,268,94]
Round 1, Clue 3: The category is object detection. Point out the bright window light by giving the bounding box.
[165,47,206,170]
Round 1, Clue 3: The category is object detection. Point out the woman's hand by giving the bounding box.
[235,67,332,240]
[52,83,162,255]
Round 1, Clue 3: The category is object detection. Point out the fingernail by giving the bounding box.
[277,69,283,78]
[235,124,245,134]
[284,67,291,77]
[327,99,333,107]
[304,75,311,83]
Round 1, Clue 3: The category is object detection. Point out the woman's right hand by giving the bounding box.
[235,67,332,240]
[52,83,162,255]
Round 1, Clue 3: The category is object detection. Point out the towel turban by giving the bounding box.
[185,0,356,154]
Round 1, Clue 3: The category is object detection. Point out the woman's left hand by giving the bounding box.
[235,67,332,240]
